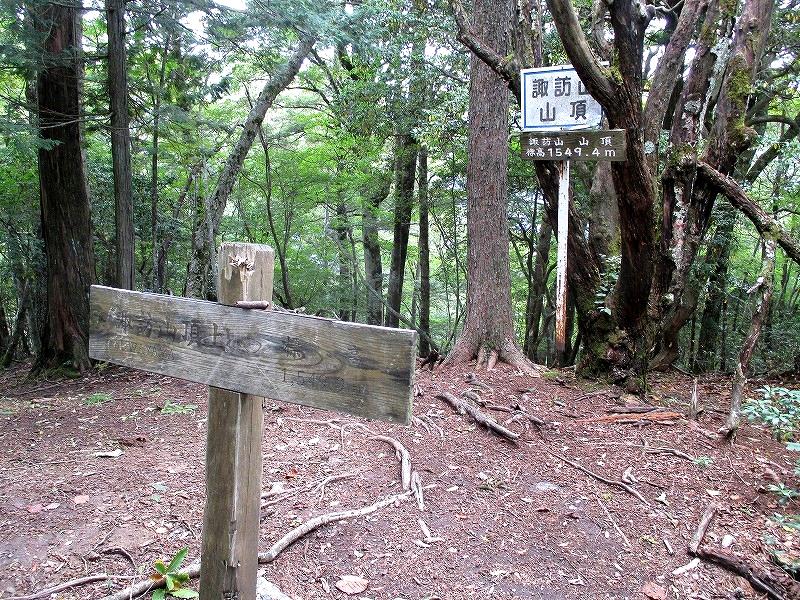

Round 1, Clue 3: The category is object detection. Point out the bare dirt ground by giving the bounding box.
[0,361,799,600]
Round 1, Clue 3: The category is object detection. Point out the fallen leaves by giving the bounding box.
[642,581,667,600]
[335,575,369,595]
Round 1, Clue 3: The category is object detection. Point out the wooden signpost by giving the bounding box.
[520,65,627,365]
[89,242,416,600]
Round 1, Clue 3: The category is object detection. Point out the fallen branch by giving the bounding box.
[370,435,412,490]
[461,389,484,405]
[607,405,661,414]
[10,575,115,600]
[258,491,412,563]
[576,411,683,425]
[548,451,650,506]
[436,392,520,442]
[688,503,800,600]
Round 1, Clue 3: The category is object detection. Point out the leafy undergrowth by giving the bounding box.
[0,362,798,599]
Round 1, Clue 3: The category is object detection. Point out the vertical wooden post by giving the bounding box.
[555,160,570,366]
[200,242,274,600]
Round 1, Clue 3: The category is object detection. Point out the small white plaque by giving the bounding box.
[521,64,602,131]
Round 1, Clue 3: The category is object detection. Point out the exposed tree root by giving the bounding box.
[9,575,116,600]
[258,492,411,563]
[444,338,542,377]
[436,392,520,442]
[548,451,650,506]
[370,435,412,490]
[688,504,800,600]
[99,493,411,600]
[486,349,499,371]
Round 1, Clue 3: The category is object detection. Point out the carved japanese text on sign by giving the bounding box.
[520,130,626,162]
[88,286,416,424]
[521,65,602,131]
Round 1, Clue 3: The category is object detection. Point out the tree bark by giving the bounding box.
[106,0,134,290]
[526,212,552,362]
[418,147,431,356]
[651,0,775,369]
[362,168,390,326]
[34,2,95,372]
[186,37,314,298]
[1,282,30,367]
[696,205,736,371]
[445,0,537,375]
[722,237,776,437]
[149,34,170,293]
[385,133,417,328]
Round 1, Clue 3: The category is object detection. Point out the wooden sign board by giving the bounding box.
[89,285,416,424]
[520,129,626,162]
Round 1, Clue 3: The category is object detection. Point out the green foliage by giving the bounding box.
[83,392,113,406]
[744,387,800,504]
[743,386,800,441]
[692,456,714,469]
[151,547,198,600]
[767,483,800,505]
[160,401,197,415]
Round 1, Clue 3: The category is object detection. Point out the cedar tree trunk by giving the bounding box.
[445,0,537,374]
[34,1,95,371]
[106,0,134,290]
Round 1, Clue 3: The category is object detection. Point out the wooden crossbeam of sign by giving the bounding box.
[89,285,416,424]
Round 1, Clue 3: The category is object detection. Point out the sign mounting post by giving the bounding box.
[520,65,627,365]
[88,242,416,599]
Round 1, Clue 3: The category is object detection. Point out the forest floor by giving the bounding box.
[1,361,799,600]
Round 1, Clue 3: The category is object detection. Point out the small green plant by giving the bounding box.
[744,387,800,507]
[767,483,800,505]
[83,392,113,406]
[160,401,197,415]
[693,455,714,469]
[742,386,800,441]
[151,547,198,599]
[772,512,800,533]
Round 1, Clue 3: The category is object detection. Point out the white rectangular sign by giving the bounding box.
[521,65,602,131]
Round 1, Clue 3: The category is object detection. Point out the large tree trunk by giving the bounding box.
[385,133,417,328]
[651,0,775,369]
[34,1,95,372]
[418,147,431,356]
[186,37,314,298]
[445,0,537,375]
[106,0,134,290]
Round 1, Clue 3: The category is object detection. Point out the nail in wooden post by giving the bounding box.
[555,160,569,366]
[200,242,274,600]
